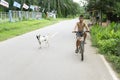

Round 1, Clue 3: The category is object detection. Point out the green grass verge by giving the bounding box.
[0,18,67,41]
[105,54,120,78]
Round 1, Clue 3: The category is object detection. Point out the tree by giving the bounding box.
[86,0,120,22]
[1,0,81,17]
[39,0,81,17]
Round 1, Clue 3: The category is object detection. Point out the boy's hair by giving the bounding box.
[79,15,84,18]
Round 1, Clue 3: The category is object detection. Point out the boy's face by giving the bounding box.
[79,17,84,22]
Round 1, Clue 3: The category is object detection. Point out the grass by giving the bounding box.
[0,18,67,41]
[105,55,120,78]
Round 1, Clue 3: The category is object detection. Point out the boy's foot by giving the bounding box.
[75,49,78,53]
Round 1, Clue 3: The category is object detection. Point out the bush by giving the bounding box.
[116,40,120,56]
[66,15,74,18]
[98,39,117,55]
[102,14,107,22]
[91,23,120,46]
[91,23,120,74]
[106,54,120,73]
[42,13,47,18]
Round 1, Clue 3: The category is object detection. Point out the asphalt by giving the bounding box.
[0,19,118,80]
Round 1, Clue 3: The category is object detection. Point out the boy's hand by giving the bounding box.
[86,31,90,34]
[86,31,90,32]
[72,31,76,33]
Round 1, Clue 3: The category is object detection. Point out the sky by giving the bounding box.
[73,0,80,3]
[73,0,87,6]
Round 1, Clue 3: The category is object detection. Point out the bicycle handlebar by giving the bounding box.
[72,31,90,33]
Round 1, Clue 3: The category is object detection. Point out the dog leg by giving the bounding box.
[36,35,42,48]
[39,41,42,48]
[46,40,49,47]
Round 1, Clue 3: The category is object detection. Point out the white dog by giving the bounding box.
[36,34,49,48]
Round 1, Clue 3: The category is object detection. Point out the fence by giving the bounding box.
[0,12,9,23]
[0,10,42,23]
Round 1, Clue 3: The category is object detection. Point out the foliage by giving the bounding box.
[85,0,120,22]
[98,39,117,55]
[106,54,120,73]
[91,23,120,74]
[0,0,81,18]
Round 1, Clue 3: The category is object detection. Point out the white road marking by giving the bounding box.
[51,32,58,38]
[100,55,120,80]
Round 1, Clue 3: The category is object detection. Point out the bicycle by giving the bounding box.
[72,31,89,61]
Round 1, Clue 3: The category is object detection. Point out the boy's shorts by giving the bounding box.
[76,31,84,37]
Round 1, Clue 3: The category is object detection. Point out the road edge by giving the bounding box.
[100,55,120,80]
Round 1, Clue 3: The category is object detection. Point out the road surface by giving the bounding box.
[0,19,118,80]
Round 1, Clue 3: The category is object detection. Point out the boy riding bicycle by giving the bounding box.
[72,15,90,53]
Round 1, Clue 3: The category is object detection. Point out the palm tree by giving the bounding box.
[2,0,81,17]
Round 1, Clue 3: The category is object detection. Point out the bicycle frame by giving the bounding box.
[73,31,85,61]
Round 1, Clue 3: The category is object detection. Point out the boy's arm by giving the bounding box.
[84,23,89,31]
[74,23,78,31]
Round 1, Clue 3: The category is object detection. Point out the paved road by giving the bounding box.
[0,19,117,80]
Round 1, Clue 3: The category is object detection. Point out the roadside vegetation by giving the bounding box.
[91,23,120,76]
[86,0,120,77]
[0,18,67,41]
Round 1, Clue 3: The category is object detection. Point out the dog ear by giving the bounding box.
[36,35,39,40]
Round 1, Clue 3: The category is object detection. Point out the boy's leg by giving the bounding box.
[75,39,80,53]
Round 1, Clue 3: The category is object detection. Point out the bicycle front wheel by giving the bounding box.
[80,41,84,61]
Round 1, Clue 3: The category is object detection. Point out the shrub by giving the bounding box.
[98,39,117,55]
[91,23,120,74]
[91,25,104,46]
[106,54,120,73]
[66,15,74,18]
[42,13,46,18]
[116,40,120,56]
